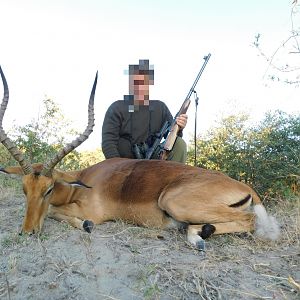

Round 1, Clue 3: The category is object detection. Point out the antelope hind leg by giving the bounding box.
[201,219,255,236]
[187,219,255,250]
[48,204,94,233]
[159,194,255,228]
[187,225,206,250]
[158,188,256,249]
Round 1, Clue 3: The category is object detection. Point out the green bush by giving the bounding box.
[0,97,105,174]
[78,148,105,169]
[3,97,82,170]
[188,110,300,198]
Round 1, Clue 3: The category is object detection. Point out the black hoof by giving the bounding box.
[178,222,189,233]
[199,224,216,240]
[83,220,94,233]
[196,239,205,251]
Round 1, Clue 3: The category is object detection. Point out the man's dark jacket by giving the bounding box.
[102,100,178,159]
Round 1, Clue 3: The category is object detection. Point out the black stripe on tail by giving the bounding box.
[229,194,252,208]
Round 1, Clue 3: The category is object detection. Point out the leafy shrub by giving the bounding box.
[188,110,300,198]
[78,148,105,169]
[2,98,81,170]
[0,97,105,174]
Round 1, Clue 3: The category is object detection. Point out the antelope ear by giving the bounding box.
[52,170,92,189]
[0,166,24,175]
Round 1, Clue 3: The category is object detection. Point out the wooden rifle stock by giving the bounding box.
[160,53,211,160]
[163,98,190,151]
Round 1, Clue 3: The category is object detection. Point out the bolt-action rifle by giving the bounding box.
[144,53,211,160]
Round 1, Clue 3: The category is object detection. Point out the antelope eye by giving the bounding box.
[44,186,54,197]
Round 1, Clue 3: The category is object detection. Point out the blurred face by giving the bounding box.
[129,74,153,105]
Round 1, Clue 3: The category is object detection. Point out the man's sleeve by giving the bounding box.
[101,103,121,158]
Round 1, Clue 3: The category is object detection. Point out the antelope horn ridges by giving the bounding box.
[0,66,33,174]
[41,71,98,176]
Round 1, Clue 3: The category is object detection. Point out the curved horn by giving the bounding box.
[41,71,98,176]
[0,66,33,174]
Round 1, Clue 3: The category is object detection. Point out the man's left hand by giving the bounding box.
[176,114,188,129]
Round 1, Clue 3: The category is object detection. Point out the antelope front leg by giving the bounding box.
[48,205,94,233]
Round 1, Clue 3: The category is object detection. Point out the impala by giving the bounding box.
[0,66,279,249]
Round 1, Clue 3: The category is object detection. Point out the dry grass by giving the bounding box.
[93,197,300,299]
[0,183,299,299]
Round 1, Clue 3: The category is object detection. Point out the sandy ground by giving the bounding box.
[0,189,299,300]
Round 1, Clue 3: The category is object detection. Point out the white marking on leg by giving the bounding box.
[187,226,205,250]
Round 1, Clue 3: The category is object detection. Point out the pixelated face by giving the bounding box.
[125,59,154,107]
[129,74,152,104]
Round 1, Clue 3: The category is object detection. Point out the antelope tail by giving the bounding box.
[253,202,280,240]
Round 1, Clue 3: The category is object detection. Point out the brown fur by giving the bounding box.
[3,158,265,238]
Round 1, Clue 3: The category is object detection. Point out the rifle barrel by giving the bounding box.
[163,53,211,152]
[185,53,211,101]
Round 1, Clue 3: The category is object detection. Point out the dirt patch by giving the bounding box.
[0,193,299,300]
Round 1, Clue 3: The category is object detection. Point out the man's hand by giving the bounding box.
[176,114,188,129]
